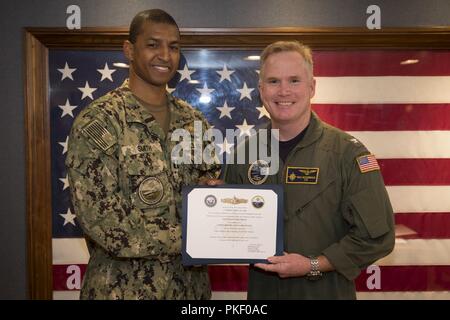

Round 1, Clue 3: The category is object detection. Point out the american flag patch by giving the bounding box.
[357,154,380,173]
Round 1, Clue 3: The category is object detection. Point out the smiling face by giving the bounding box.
[259,50,316,131]
[124,21,180,88]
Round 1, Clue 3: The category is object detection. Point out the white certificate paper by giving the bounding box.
[182,185,284,265]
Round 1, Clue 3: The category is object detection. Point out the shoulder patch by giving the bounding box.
[356,154,380,173]
[82,119,116,152]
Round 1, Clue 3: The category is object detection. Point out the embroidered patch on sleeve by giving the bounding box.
[83,119,116,152]
[357,154,380,173]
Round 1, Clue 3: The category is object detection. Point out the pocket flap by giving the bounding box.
[350,188,390,239]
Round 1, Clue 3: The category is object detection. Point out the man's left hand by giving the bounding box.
[254,252,311,278]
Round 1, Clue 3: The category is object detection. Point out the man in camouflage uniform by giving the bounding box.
[66,9,220,299]
[222,41,395,299]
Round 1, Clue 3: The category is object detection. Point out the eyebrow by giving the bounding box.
[146,37,180,44]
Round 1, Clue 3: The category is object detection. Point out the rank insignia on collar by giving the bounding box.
[286,167,319,184]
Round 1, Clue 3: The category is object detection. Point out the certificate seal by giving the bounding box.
[204,194,217,207]
[251,195,265,209]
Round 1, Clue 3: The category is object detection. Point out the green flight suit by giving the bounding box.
[224,112,395,299]
[66,80,220,300]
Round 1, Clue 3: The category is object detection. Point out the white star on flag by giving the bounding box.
[60,208,76,226]
[256,105,271,119]
[166,84,175,94]
[237,82,254,100]
[217,64,235,82]
[78,81,97,100]
[217,101,235,119]
[59,175,70,190]
[177,64,195,82]
[59,136,69,155]
[197,83,215,96]
[217,138,234,155]
[97,62,116,82]
[256,70,260,74]
[57,62,76,81]
[58,99,78,118]
[236,119,255,137]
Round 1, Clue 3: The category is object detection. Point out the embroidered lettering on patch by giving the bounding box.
[83,120,116,151]
[286,167,319,184]
[357,154,380,173]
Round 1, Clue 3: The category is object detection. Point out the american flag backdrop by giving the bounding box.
[50,48,450,299]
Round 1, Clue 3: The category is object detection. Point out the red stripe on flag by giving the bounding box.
[395,213,450,239]
[208,265,248,291]
[208,265,450,292]
[355,266,450,291]
[53,264,450,293]
[314,51,450,76]
[53,264,86,291]
[379,159,450,186]
[312,104,450,131]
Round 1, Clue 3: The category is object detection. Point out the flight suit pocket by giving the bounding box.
[349,188,390,238]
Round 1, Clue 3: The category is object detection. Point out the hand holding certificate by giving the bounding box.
[182,184,284,265]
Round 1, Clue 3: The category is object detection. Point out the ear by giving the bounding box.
[123,40,134,61]
[310,77,316,99]
[258,81,267,105]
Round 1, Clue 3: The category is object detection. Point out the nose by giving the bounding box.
[278,81,291,96]
[157,45,170,62]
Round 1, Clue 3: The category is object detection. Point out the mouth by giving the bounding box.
[151,65,171,73]
[275,101,295,107]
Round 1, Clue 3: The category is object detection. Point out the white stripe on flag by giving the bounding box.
[53,238,89,264]
[53,238,450,267]
[348,131,450,159]
[313,76,450,104]
[378,239,450,266]
[357,291,450,300]
[387,186,450,213]
[55,290,450,300]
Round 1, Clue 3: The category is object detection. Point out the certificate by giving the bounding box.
[181,184,284,265]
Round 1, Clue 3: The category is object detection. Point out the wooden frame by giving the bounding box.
[25,27,450,299]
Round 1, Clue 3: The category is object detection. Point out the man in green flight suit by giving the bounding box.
[222,41,395,299]
[66,9,220,299]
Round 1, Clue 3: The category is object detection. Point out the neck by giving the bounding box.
[272,113,311,141]
[129,69,167,105]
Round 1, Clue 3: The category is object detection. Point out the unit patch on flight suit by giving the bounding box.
[285,167,319,184]
[247,160,270,185]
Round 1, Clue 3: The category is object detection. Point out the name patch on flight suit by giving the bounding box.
[285,167,319,184]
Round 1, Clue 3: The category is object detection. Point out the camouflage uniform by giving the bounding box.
[66,80,220,299]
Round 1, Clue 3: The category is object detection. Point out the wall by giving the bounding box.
[0,0,449,299]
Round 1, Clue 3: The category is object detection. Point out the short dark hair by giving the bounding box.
[128,9,179,43]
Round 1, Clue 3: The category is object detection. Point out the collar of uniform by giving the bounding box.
[167,96,197,129]
[259,112,323,148]
[118,79,157,125]
[294,111,324,149]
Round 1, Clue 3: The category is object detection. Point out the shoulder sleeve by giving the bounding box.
[66,106,181,260]
[322,136,396,280]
